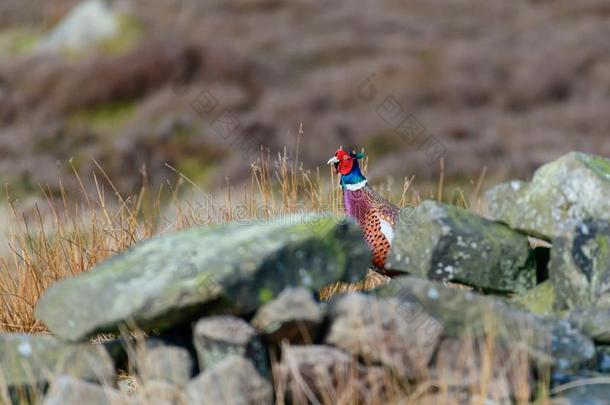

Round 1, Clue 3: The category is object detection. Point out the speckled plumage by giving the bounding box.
[343,185,399,271]
[328,148,399,273]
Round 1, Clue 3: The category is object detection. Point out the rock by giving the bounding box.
[275,345,387,404]
[38,0,119,52]
[512,281,556,315]
[551,219,610,310]
[486,152,610,240]
[193,316,267,376]
[567,308,610,343]
[134,381,186,405]
[432,337,532,404]
[138,341,193,387]
[376,277,595,374]
[42,375,126,405]
[386,200,536,294]
[185,355,272,405]
[0,334,115,394]
[552,384,610,405]
[35,214,370,341]
[326,292,443,379]
[251,287,323,344]
[596,346,610,373]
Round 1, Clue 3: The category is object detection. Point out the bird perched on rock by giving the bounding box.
[327,148,399,274]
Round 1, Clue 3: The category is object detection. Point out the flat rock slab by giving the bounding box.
[35,214,370,342]
[551,219,610,310]
[0,334,114,391]
[486,152,610,240]
[386,201,536,294]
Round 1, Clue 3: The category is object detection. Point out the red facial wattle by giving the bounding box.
[335,150,353,175]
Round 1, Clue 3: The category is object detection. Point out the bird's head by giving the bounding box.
[327,148,365,175]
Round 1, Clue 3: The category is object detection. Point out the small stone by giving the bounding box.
[193,316,267,375]
[185,355,272,405]
[138,341,193,387]
[0,334,115,394]
[134,381,186,405]
[251,287,323,344]
[42,375,126,405]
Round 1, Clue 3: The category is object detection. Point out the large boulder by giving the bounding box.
[0,334,115,395]
[326,293,443,379]
[376,277,595,376]
[551,219,610,310]
[35,214,369,342]
[185,355,272,405]
[386,201,536,294]
[486,152,610,240]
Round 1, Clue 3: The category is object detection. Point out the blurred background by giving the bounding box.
[1,0,610,201]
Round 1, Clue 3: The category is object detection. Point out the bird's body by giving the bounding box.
[328,149,399,273]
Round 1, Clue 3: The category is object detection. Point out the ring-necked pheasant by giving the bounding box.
[327,148,399,274]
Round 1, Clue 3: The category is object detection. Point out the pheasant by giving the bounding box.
[327,148,399,274]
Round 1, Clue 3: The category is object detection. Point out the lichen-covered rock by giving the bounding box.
[193,316,267,376]
[42,376,126,405]
[386,201,536,293]
[326,293,443,379]
[376,277,595,374]
[137,341,193,387]
[35,214,370,342]
[512,281,556,315]
[185,355,272,405]
[568,308,610,344]
[251,287,323,344]
[0,334,115,394]
[486,152,610,240]
[551,219,610,310]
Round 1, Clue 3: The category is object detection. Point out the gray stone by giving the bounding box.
[251,287,323,344]
[138,342,193,387]
[432,337,532,404]
[185,355,272,405]
[35,214,370,341]
[0,334,115,392]
[486,152,610,240]
[134,381,186,405]
[567,308,610,343]
[38,0,119,52]
[386,201,536,294]
[551,219,610,310]
[193,315,267,375]
[512,281,556,315]
[326,292,443,379]
[376,277,595,373]
[42,375,126,405]
[552,384,610,405]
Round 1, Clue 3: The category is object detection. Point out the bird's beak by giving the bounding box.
[327,156,340,165]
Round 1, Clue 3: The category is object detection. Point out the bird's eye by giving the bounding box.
[343,156,349,160]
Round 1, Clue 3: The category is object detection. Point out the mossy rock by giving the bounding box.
[35,214,370,342]
[486,152,610,240]
[386,200,536,294]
